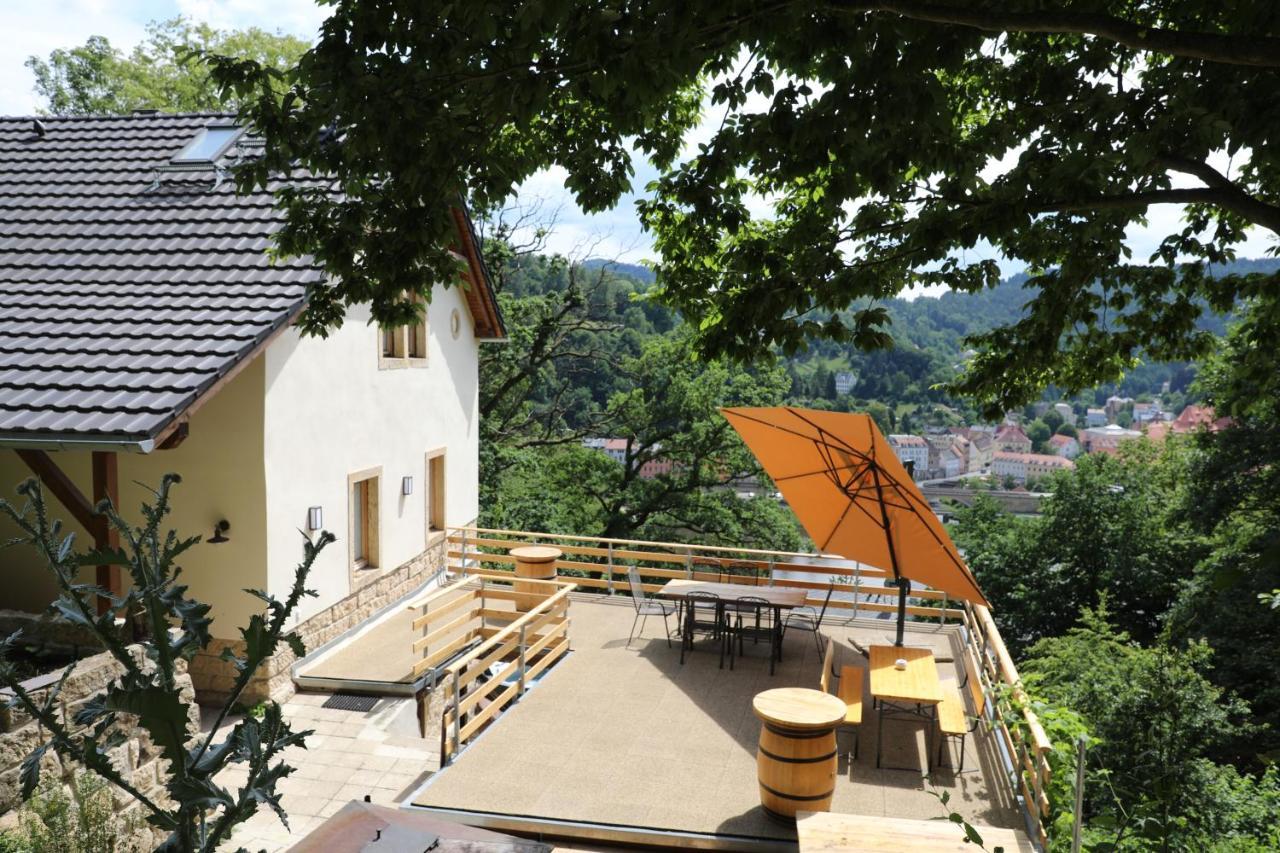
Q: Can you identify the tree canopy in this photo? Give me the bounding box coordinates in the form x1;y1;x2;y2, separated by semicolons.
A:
210;1;1280;415
26;17;307;115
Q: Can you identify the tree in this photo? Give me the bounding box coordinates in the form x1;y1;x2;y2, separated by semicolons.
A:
956;447;1187;653
27;17;306;115
1027;419;1052;453
1056;422;1079;439
1023;605;1279;852
211;2;1280;416
1042;409;1065;433
0;477;332;851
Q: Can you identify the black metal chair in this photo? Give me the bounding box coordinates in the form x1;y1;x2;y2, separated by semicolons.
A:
727;595;776;675
680;591;724;667
782;586;835;658
626;566;674;648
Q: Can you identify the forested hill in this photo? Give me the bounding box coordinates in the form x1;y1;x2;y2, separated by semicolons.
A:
501;254;1279;426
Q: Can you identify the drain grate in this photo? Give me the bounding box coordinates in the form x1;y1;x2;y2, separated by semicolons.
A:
322;693;379;712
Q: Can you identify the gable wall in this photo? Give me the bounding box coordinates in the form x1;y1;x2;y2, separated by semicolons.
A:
261;282;480;624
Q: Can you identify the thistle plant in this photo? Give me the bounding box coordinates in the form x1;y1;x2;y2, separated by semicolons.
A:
0;475;335;852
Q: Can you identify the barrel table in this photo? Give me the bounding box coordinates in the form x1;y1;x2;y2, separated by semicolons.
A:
510;545;562;611
751;687;847;822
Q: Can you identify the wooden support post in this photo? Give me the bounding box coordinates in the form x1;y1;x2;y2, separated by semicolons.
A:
91;451;121;615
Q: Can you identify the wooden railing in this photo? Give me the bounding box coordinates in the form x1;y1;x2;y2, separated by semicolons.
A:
961;600;1055;848
446;526;964;623
433;577;576;764
443;526;1056;843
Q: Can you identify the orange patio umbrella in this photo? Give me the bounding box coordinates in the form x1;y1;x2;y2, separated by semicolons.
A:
722;406;988;646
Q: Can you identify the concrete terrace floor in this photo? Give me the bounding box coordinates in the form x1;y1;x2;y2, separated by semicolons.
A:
409;596;1023;846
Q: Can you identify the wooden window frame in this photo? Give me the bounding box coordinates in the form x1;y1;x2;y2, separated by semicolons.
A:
425;448;446;540
348;466;382;583
377;294;429;369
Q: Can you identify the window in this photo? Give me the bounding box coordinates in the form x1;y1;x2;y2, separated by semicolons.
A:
377;294;428;367
348;468;381;575
380;326;402;359
426;450;446;534
408;296;428;360
172;124;242;164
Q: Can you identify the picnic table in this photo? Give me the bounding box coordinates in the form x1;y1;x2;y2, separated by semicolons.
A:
867;645;943;771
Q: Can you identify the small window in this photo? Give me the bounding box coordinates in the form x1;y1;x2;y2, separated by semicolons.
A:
408;296;428;360
426;450;446;534
172;124;242;164
380;326;402;359
349;469;380;573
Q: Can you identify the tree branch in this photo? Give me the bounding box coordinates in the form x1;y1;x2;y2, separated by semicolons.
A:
829;1;1280;68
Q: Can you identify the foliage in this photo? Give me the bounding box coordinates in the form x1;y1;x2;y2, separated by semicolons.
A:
210;2;1280;416
1022;605;1274;852
4;772;122;853
483;326;800;549
954;446;1189;652
1166;297;1280;763
26;17;306;115
0;477;335;852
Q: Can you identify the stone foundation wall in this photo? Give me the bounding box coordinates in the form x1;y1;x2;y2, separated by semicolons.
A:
189;538;447;706
0;646;201;850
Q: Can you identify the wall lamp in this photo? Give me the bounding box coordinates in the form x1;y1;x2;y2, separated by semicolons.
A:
402;476;414;496
209;519;231;544
307;506;324;531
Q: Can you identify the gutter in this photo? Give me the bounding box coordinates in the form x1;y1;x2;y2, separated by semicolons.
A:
0;434;154;453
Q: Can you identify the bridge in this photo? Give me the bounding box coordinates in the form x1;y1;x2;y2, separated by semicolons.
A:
921;483;1045;515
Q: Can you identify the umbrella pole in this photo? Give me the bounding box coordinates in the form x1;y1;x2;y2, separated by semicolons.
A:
869;462;910;647
895;578;910;647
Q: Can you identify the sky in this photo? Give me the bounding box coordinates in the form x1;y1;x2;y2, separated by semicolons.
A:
2;0;1274;277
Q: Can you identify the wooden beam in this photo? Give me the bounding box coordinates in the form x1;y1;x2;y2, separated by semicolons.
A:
91;452;121;611
14;449;97;532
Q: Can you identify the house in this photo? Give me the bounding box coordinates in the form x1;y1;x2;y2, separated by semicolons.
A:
968;432;994;473
1105;395;1133;421
993;423;1032;453
833;371;857;395
583;437;673;478
1085;407;1108;427
1081;423;1143;454
1132;400;1162;423
0;113;505;704
992;451;1075;484
1048;433;1081;459
1171;404;1231;433
887;434;928;478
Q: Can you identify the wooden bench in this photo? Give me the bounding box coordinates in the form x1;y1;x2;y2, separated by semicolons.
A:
821;638;864;758
934;648;986;772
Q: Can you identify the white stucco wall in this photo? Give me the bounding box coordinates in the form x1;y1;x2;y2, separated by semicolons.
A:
261;283;480;623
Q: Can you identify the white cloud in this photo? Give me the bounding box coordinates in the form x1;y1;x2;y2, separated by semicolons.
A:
173;0;327;37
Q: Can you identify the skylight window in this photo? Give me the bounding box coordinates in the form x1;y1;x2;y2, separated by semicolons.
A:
171;124;243;164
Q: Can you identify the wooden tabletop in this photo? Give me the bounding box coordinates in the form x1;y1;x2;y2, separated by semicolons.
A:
795;811;1035;852
659;579;809;608
509;545;562;561
752;688;847;729
868;645;944;705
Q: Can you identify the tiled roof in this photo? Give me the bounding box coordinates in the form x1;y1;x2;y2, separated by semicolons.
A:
993;450;1075;468
0;113;318;447
0;112;503;449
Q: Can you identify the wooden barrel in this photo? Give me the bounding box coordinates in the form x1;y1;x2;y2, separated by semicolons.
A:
510;545;562;611
752;688;847;821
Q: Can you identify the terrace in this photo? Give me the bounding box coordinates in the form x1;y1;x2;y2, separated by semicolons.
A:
383;528;1049;851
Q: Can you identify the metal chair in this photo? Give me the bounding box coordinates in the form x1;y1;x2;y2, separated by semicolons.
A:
727;595;775;674
626;566;674;648
782;585;835;657
680;591;724;667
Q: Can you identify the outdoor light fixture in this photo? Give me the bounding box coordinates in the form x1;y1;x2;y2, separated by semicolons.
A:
307;506;323;531
209;519;231;544
402;476;414;496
